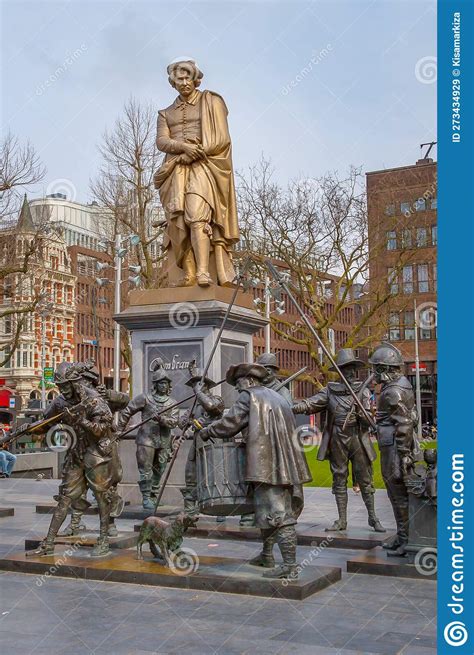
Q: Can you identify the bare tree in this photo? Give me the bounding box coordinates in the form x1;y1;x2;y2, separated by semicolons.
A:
90;97;165;289
0;132;46;223
0;135;48;367
237;157;413;387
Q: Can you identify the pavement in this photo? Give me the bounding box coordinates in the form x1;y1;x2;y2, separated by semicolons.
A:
0;478;436;655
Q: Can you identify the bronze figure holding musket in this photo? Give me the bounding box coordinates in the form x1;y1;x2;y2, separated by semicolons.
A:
294;348;385;533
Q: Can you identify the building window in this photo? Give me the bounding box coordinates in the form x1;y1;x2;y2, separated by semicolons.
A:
389;312;400;341
4;316;12;335
401;229;412;248
430;197;437;209
402;265;413;294
433;263;437;291
388;268;399;295
404;310;415;340
4;276;13;299
386;231;397;250
415;198;426;211
401;201;411;215
385;204;395;216
418;264;429;293
431;225;437;245
416;227;428;247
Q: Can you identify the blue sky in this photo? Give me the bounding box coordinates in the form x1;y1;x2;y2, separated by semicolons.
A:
1;0;437;203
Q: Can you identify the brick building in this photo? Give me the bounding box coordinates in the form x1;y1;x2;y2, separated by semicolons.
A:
0;197;76;414
366;157;437;423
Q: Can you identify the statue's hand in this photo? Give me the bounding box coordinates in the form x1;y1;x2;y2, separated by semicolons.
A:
182;142;204;160
292;402;308;415
178;153;194;165
199;428;210;442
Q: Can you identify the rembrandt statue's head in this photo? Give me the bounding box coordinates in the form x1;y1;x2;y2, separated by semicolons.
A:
167;59;203;98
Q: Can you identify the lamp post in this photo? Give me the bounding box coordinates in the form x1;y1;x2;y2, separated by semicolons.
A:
96;233;141;392
414;299;423;440
253;275;285;352
113;234;122;392
38;301;53;410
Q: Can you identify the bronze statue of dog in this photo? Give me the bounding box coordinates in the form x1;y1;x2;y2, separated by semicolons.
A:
136;512;196;566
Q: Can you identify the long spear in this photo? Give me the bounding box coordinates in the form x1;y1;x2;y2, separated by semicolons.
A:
153;259;252;511
265;259;377;431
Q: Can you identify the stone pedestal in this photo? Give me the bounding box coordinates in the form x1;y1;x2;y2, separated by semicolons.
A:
115;285;267;506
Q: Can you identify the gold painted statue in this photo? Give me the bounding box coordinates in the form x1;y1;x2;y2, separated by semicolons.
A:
154;59;240;287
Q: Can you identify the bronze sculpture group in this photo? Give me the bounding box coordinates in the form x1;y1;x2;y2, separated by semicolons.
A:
14;59;425;581
26;340;418;576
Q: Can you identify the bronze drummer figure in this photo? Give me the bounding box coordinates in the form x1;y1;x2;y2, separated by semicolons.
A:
200;362;312;579
179;363;225;518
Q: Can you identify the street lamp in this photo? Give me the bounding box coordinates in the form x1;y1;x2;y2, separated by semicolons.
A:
414;300;423;441
253;274;287;353
38;300;54;410
96;234;140;392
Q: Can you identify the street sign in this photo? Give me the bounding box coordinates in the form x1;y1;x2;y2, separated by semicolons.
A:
82;339;98;346
410;362;427;373
43;367;54;381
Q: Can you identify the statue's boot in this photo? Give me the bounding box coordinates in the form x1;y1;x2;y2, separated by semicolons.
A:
263;526;298;579
110;489;125;519
180;487;199;520
108;519;118;538
361;490;386;533
60;508;88;536
180;250;197;286
191;224;212;286
249;529;276;568
31;495;72;556
214;244;235;287
386;496;409;557
383;533;403;550
325;492;348;531
91;494;111;557
139;479;155;511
